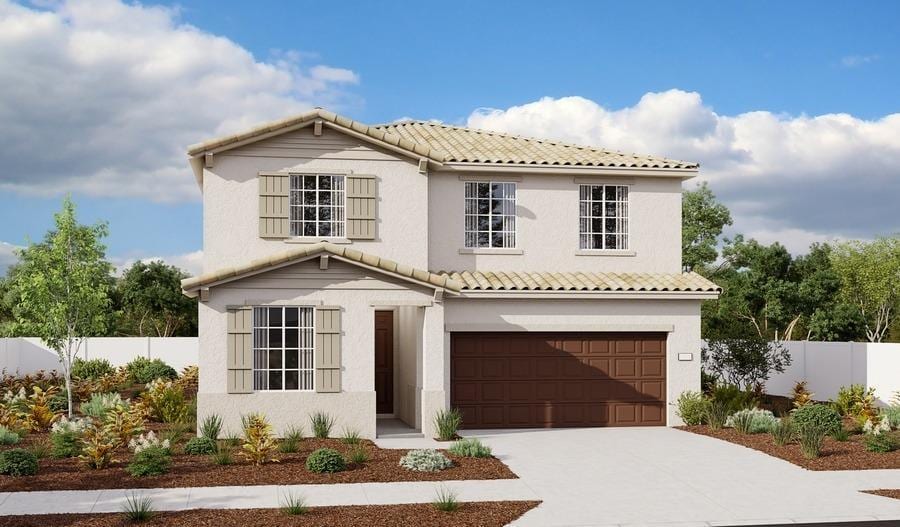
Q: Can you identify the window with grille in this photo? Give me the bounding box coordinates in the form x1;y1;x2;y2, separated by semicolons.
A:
289;174;345;237
252;306;314;391
464;181;516;248
579;185;629;250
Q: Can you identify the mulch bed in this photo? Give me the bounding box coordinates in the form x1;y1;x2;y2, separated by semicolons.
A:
0;501;541;527
681;425;900;470
864;489;900;501
0;436;516;492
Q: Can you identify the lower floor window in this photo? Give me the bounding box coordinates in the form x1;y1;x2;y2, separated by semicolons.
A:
252;306;314;391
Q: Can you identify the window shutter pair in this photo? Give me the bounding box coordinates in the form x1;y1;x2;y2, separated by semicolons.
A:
226;306;342;394
258;173;376;240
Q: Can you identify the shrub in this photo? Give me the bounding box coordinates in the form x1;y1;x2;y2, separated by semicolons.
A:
211;448;233;465
127;445;171;477
199;414;223;440
51;431;82;458
279;491;308;516
791;381;814;409
432;486;459;513
884;406;900;430
833;384;875;417
399;448;452;472
79;424;119;469
122;493;154;522
348;445;369;464
309;412;334;439
702;338;791;391
305;448;346;473
279;425;303;454
865;432;898;453
709;384;757;415
104;402;147;447
223;433;241;448
831;427;850;441
184;436;217;455
705;401;729;430
28;439;50;459
241;413;279;465
0;448;38;476
127;358;177;385
0;425;20;445
71;358;114;380
675;391;709;426
142;379;188;423
771;417;795;446
798;424;827;459
161;421;191;446
433;408;462;441
128;431;171;453
726;408;778;434
341;427;361;445
792;404;842;436
81;393;126;419
448;438;492;458
23;386;59;431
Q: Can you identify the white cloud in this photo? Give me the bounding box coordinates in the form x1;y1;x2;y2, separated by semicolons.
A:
467;92;900;253
841;54;879;67
0;242;21;274
111;249;203;277
0;0;360;203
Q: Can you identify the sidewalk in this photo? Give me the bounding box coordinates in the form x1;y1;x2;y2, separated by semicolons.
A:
0;479;539;516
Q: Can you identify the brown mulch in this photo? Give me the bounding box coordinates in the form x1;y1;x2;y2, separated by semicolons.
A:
864;489;900;501
0;436;516;492
0;501;541;527
680;425;900;470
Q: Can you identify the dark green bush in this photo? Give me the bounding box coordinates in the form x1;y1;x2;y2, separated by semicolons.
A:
127;445;172;477
127;357;177;384
709;384;757;414
183;436;217;456
0;448;38;476
71;358;114;380
792;404;842;436
305;448;346;473
865;433;898;453
50;431;82;458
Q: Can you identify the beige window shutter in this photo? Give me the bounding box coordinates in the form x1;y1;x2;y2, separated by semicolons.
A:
227;306;253;393
346;175;376;240
314;306;341;393
259;173;290;238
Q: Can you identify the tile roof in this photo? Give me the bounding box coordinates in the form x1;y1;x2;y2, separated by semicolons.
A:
375;121;698;169
186;108;698;170
181;242;462;295
439;270;720;293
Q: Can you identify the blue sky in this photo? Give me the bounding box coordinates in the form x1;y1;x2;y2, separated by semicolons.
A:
1;0;898;274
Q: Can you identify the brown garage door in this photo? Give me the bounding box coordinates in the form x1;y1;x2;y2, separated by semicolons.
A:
451;332;666;428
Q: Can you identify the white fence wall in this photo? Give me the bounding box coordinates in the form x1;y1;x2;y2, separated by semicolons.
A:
763;341;900;405
0;337;199;375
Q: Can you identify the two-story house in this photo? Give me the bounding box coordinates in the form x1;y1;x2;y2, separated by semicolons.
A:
181;109;720;439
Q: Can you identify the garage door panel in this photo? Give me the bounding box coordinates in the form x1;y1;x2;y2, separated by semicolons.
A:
452;332;666;428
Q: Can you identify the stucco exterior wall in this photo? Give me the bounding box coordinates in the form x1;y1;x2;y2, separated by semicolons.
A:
197;258;434;438
427;172;683;273
442;297;703;426
201;126;428;273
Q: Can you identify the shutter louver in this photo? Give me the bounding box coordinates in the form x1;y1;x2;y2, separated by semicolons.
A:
227;306;253;393
315;306;341;393
259;173;290;238
346;175;376;240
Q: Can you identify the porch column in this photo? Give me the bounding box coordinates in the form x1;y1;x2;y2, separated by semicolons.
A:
420;301;447;439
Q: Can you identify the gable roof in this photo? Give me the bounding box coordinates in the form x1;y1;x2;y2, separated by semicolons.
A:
181;242;462;297
375;121;697;169
187;108;698;171
441;270;719;294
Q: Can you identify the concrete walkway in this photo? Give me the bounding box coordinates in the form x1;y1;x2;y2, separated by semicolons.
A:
379;427;900;527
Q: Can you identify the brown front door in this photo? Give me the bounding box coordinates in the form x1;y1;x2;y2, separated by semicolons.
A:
374;311;394;414
451;332;667;428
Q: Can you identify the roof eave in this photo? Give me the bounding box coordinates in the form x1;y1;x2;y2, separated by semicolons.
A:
452;290;720;300
436;162;699;178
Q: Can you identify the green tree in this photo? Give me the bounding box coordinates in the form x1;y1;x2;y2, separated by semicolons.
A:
830;237;900;342
116;260;197;337
792;243;865;341
682;182;733;272
7;198;112;416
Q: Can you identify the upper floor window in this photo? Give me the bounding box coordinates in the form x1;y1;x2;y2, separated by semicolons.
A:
289;174;345;237
579;185;629;250
464;181;516;248
252;306;315;391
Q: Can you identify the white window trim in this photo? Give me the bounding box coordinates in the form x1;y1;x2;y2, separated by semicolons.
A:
252;305;315;393
288;173;348;240
578;183;630;251
463;180;518;250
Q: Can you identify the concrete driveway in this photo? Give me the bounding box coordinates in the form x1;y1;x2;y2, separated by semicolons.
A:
379;427;900;526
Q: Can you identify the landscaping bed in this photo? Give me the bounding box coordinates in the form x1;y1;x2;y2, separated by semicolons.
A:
681;425;900;470
0;501;541;526
864;489;900;501
0;435;515;491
